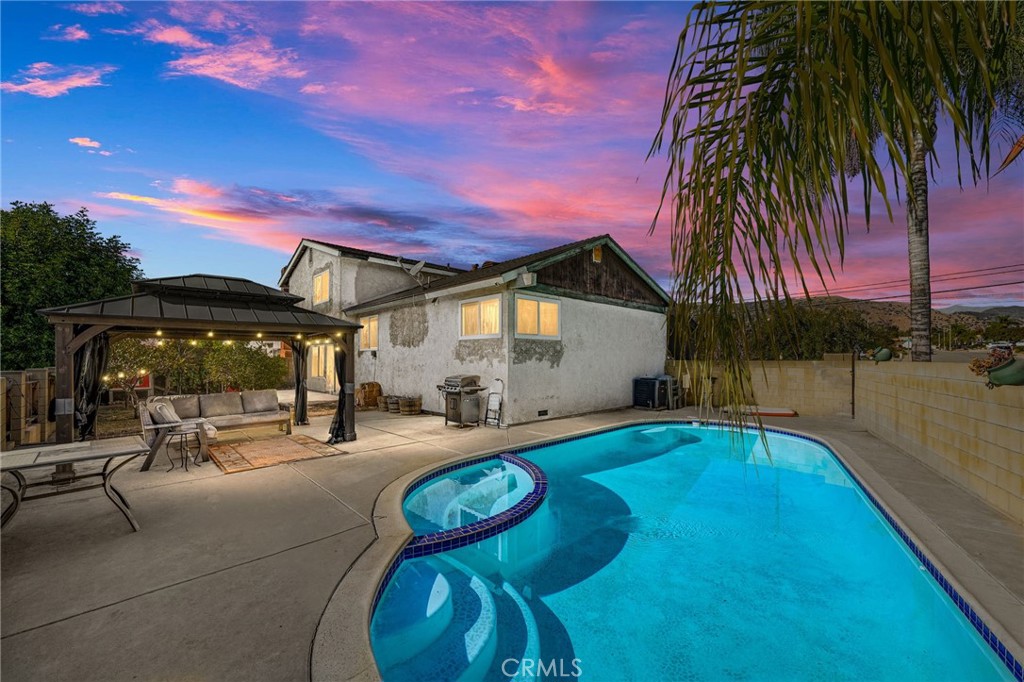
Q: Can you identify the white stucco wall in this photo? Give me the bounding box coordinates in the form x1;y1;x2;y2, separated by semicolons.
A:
505;297;667;424
356;294;511;417
285;245;420;317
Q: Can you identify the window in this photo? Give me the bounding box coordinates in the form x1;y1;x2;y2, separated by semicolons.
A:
515;295;559;338
460;296;501;338
592;245;603;263
359;315;378;351
313;271;330;304
310;344;338;391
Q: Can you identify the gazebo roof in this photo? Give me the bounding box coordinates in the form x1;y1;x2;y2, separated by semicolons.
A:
39;274;359;340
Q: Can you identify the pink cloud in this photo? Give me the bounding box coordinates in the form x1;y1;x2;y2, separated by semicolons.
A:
1;64;116;97
300;83;327;95
170;178;223;198
166;37;306;89
45;24;90;42
69;136;101;148
67;2;125;16
106;20;212;49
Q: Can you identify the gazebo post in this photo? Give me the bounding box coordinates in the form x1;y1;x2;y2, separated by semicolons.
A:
54;323;75;444
343;332;356;441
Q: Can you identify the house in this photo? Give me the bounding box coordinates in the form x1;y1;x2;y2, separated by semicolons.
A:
278;239;462;392
279;235;670;425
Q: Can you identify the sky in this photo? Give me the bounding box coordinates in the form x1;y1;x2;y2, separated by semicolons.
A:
2;1;1022;307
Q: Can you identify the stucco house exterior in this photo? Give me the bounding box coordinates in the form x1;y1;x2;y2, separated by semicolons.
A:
279;235;670;425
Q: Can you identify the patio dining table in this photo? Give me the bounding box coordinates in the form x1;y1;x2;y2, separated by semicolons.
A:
1;436;150;532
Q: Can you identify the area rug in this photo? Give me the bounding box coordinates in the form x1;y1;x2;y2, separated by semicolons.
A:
207;435;343;474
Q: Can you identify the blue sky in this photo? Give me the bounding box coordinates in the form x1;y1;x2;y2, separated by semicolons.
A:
2;1;1022;306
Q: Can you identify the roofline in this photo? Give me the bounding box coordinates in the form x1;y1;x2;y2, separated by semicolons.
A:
344;234;671;313
278;238;462;287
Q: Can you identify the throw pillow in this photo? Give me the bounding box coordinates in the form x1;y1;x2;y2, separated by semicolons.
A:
149;401;182;424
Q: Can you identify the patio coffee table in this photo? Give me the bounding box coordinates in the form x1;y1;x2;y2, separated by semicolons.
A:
1;436;150;532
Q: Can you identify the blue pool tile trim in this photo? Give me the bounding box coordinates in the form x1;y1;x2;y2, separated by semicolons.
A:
371;453;547;616
372;420;1022;680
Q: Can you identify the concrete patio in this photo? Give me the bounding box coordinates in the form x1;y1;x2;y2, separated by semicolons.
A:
2;408;1021;681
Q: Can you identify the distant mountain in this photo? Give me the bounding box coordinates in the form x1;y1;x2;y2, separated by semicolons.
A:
940;305;1024;321
809;298;1024;333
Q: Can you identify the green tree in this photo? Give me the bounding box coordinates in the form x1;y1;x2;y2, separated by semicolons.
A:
105;338;160;408
983;315;1024;343
1;202;142;370
203;341;288;392
652;2;1022;410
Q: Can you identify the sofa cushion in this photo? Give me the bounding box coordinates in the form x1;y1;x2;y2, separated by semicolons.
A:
199;393;244;418
149;401;182;424
241;390;279;414
206;411;288;429
167;395;201;419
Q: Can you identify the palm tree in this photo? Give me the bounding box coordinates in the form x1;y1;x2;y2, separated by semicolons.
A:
652;1;1022;408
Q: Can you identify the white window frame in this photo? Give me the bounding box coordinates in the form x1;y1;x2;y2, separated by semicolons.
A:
514;294;560;340
312;270;330;305
459;295;502;340
359;315;378;351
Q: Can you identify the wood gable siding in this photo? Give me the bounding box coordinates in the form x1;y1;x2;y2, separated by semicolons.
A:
534;247;665;307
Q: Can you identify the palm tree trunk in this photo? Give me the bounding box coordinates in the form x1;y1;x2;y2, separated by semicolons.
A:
907;129;932;362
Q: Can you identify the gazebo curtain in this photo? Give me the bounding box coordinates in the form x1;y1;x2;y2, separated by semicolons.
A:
326;347;346;445
291;339;309;425
74;329;109;440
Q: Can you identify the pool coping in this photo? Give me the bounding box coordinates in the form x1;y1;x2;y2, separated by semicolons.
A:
309;418;1024;682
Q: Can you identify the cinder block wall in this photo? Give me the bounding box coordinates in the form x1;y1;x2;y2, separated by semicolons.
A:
748;355;853;416
666;356;853;416
855;362;1024;525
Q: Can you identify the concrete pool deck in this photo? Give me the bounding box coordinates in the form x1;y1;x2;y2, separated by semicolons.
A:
2;408;1021;680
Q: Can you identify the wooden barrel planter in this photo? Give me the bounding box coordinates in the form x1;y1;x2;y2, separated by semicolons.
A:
376;396;389;412
387;396;401;413
399;396;422;415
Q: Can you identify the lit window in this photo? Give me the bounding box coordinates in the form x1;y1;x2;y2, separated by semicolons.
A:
592;245;603;263
359;315;378;351
313;271;330;304
460;297;501;338
515;295;559;338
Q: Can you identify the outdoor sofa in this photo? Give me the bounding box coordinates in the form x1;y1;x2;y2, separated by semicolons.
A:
145;390;292;436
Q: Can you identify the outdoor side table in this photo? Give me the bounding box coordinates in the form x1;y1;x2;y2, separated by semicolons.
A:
141;418;210;472
165;426;202;471
0;436;150;532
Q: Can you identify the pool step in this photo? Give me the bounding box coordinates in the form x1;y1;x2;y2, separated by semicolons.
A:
372;557;454;669
383;559;498;682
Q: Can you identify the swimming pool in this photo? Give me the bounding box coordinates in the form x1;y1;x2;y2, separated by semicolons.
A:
371;423;1018;681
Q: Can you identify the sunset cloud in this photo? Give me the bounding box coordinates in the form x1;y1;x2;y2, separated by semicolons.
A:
44;24;90;42
1;64;116;97
67;2;125;16
166;37;306;89
69;136;101;148
107;20;212;49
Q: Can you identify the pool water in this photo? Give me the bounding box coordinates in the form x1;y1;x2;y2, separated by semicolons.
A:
371;424;1013;681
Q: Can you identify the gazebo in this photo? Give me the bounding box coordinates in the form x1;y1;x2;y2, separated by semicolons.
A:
39;274;360;446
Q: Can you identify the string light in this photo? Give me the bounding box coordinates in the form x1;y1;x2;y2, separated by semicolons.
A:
157;340;165;346
256;332;263;339
190;340;198;346
102;375;111;382
117;372;125;379
138;368;147;375
155;330;163;337
295;334;303;340
207;331;214;338
224;340;233;345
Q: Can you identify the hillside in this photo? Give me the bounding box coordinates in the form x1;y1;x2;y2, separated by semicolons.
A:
808;298;1024;333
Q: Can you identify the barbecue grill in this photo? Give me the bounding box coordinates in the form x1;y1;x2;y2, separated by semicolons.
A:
437;374;487;427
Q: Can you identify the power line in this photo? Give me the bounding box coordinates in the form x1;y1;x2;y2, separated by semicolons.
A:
802;263;1024;298
813;280;1024;305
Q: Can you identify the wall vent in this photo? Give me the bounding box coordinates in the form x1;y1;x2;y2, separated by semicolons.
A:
538;409;548;417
